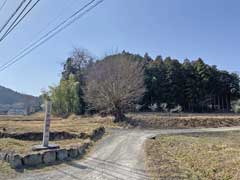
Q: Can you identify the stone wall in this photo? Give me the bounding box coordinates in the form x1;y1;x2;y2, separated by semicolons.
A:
1;140;92;169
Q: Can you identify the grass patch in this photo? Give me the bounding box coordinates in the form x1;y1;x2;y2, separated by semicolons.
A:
145;131;240;180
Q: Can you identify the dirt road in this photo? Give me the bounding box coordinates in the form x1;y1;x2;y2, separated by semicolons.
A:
14;126;240;180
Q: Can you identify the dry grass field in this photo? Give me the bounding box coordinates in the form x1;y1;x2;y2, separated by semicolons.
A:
1;112;238;134
0;113;120;154
0;113;118;134
145;131;240;180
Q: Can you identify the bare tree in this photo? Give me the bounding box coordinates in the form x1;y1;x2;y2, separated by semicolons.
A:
62;48;94;81
71;48;94;69
84;55;145;122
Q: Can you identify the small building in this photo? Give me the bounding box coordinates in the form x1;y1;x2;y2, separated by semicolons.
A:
7;108;28;115
7;103;28;115
0;102;41;116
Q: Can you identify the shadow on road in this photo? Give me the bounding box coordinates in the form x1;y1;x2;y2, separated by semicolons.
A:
57;157;152;180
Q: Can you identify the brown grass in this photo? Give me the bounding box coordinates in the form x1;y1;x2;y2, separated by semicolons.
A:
145;131;240;180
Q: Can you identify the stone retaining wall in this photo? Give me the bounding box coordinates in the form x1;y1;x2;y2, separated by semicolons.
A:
0;127;105;169
0;127;105;141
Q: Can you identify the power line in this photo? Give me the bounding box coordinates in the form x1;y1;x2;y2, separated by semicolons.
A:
0;0;95;69
0;0;33;41
0;0;7;12
0;0;104;72
0;0;27;34
0;0;41;42
31;0;80;43
3;0;82;55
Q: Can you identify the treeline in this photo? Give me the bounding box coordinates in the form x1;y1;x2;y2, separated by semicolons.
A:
142;53;239;112
46;49;240;116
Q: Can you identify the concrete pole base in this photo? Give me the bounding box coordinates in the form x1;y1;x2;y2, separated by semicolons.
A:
32;144;60;151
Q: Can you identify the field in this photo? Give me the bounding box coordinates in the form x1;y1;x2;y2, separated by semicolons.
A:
127;112;240;129
0;113;120;153
0;113;117;134
145;131;240;180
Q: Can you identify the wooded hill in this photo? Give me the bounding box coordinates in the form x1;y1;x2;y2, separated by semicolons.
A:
0;85;39;105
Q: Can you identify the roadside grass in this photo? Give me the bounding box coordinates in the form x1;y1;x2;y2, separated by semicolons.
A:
145;131;240;180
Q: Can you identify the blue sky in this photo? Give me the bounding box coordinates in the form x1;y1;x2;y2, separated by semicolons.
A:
0;0;239;96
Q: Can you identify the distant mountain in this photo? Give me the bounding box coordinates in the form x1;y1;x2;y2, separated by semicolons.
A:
0;85;39;105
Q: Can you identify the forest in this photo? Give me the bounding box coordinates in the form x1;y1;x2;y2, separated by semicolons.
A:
46;49;240;116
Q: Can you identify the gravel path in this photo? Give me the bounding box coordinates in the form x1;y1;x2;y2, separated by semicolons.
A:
13;126;240;180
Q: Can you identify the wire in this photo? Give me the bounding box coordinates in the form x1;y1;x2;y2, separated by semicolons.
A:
0;0;27;34
32;0;79;43
0;0;33;41
0;0;33;40
0;0;95;69
0;0;41;42
0;0;7;12
0;0;104;72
